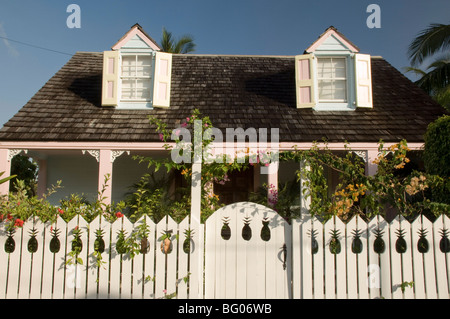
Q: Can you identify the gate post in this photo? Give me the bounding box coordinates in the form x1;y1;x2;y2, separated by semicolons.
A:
299;160;311;217
189;162;203;298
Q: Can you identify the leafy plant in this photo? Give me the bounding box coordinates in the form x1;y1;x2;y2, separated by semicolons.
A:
0;171;16;186
67;226;83;265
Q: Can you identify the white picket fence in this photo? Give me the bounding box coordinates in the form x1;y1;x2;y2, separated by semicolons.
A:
293;213;450;299
0;202;449;299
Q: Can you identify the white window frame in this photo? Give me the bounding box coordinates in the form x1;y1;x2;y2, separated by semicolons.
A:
312;53;356;111
317;56;348;103
117;52;155;109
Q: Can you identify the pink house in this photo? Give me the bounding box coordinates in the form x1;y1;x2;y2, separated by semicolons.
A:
0;24;445;208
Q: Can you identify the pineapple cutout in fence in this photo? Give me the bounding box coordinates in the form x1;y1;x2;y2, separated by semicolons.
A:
242;216;252;241
260;218;271;242
329;229;341;254
116;229;127;255
183;229;194;254
50;227;61;253
351;228;363;254
28;227;39;253
221;217;231;240
94;229;105;254
373;227;386;254
160;230;173;254
308;229;319;254
5;229;15;253
71;227;83;255
417;227;429;253
439;228;450;253
395;228;407;254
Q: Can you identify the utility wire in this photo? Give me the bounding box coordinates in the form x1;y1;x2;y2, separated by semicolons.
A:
0;36;73;56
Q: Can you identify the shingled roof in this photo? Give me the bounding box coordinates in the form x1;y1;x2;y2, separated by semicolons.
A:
0;51;445;143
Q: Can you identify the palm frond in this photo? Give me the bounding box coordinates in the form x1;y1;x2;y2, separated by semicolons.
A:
159;27;195;54
0;171;16;185
415;57;450;94
408;23;450;66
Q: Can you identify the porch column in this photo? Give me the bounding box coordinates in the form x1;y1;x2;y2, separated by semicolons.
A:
98;150;113;205
299;160;311;216
265;162;278;207
0;149;11;197
190;162;202;298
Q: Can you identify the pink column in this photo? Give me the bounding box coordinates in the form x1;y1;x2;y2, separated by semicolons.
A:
266;163;278;208
98;150;113;205
0;149;11;197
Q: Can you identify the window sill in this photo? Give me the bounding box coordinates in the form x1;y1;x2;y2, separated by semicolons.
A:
117;101;153;110
313;102;356;111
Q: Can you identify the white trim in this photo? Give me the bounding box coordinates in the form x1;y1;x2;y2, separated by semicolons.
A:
0;141;425;152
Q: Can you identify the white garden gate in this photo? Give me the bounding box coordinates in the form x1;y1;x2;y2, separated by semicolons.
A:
204;202;292;298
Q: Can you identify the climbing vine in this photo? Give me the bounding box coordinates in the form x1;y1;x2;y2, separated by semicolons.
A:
287;140;449;222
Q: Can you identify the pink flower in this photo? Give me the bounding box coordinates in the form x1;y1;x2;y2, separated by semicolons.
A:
204;123;208;127
181;122;187;128
186;117;190;122
159;133;164;141
163;289;167;294
174;129;181;136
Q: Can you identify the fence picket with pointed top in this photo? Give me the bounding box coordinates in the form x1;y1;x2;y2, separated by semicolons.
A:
434;214;450;299
29;218;45;299
177;216;190;299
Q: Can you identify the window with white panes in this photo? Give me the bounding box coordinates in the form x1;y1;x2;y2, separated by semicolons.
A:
317;57;347;102
121;55;153;101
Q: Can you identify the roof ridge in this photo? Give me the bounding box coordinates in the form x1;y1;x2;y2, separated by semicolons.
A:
173;53;295;58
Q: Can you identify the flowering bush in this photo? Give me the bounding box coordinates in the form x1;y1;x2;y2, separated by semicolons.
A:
0;176;126;231
290;140;449;222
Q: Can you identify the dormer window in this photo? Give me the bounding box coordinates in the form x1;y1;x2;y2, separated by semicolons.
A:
121;54;153;102
317;57;347;102
295;26;373;110
101;24;172;109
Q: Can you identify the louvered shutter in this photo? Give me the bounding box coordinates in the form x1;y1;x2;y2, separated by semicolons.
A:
355;54;373;108
295;54;316;108
153;52;172;108
101;51;120;106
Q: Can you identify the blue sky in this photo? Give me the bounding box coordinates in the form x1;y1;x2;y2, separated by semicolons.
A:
0;0;449;126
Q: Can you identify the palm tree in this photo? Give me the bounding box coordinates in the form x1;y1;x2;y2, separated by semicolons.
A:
159;27;196;54
408;23;450;66
406;23;450;110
